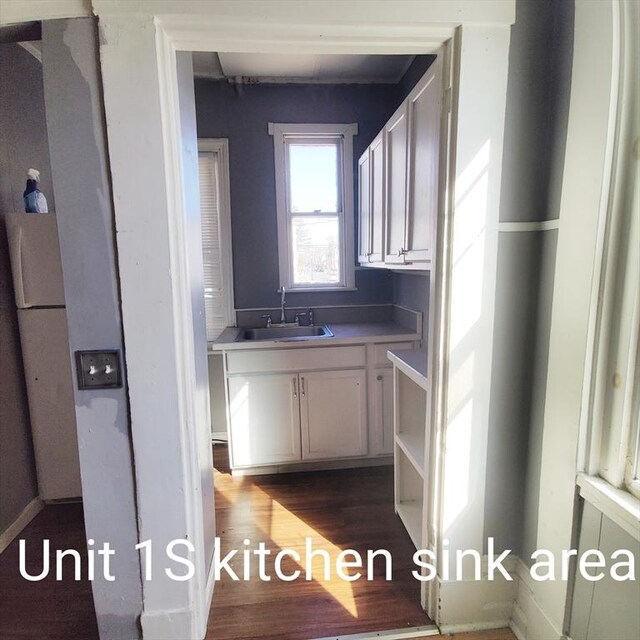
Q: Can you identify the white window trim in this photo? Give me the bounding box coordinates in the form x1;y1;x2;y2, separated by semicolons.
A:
578;0;640;509
269;122;357;292
198;138;235;335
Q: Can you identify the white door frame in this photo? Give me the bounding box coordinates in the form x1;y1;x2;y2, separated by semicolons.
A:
94;2;514;636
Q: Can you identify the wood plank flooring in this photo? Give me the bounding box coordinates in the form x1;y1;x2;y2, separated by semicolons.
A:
207;445;432;639
0;449;515;640
0;503;99;640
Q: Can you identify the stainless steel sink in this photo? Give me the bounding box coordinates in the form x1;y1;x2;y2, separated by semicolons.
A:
236;324;334;342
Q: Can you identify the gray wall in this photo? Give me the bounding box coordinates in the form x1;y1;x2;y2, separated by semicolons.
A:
0;43;43;535
42;18;142;639
0;44;55;214
483;0;573;554
194;79;402;310
393;271;429;344
499;0;573;223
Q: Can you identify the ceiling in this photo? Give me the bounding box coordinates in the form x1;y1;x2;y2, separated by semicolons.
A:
192;52;415;84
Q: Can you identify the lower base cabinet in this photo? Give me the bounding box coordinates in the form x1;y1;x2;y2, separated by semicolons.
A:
373;368;394;455
224;342;417;471
227;373;301;467
228;369;367;467
301;369;367;460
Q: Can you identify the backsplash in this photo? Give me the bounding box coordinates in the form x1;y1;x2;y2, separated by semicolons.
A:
236;303;422;337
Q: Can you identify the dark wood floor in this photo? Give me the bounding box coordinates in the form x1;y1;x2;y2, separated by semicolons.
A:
0;503;99;640
0;450;515;640
206;444;432;640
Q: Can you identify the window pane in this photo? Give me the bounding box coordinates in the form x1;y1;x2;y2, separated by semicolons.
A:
291;216;340;285
288;142;339;213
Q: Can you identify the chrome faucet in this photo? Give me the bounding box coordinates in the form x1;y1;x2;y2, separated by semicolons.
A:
279;286;286;324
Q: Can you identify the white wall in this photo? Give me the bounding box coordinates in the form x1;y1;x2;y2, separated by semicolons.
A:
175;48;216;601
435;23;514;630
41;18;143;640
95;11;215;639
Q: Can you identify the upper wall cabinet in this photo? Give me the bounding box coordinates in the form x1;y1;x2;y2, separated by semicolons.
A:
384;102;409;265
357;147;371;263
358;132;386;265
404;55;443;265
358;56;444;271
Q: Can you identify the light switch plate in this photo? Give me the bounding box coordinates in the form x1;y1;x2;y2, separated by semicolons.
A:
75;350;122;389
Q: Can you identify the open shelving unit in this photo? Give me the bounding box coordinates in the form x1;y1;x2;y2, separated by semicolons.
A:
388;348;429;551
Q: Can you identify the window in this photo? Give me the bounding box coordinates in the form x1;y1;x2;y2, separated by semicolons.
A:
198;139;234;341
582;6;640;500
269;122;357;291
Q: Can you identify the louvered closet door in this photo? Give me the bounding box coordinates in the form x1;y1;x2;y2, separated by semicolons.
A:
199;150;228;341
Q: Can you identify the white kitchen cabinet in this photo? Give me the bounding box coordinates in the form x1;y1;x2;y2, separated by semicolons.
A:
384;101;409;264
223;341;418;472
357;148;371;263
369;132;386;263
227;373;301;467
358;132;385;266
372;368;394;455
356;57;443;270
300;369;367;460
404;56;442;265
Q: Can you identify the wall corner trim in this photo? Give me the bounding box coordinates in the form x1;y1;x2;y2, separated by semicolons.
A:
498;220;560;233
0;497;44;555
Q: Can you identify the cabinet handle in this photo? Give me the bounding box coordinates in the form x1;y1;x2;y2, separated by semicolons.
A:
301;376;306;396
376;375;383;381
293;377;298;398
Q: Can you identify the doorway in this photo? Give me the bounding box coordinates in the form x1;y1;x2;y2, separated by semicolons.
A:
187;50;445;639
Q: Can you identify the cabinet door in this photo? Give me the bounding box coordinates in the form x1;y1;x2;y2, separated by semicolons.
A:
300;369;367;460
405;56;442;264
384;102;409;264
357;148;372;264
372;368;394;455
228;374;301;467
369;132;386;263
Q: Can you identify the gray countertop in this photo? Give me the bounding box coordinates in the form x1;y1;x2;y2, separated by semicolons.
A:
209;321;420;352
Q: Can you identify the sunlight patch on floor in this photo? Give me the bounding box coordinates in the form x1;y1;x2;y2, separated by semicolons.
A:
217;478;359;618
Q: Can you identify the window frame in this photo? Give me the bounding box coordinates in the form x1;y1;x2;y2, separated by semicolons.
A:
579;0;640;502
269;122;358;292
197;138;235;341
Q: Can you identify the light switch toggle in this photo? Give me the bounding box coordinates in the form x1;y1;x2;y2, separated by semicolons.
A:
75;350;123;389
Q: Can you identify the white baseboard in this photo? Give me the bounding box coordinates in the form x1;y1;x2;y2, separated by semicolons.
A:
436;555;518;632
513;559;564;640
440;620;512;634
232;455;393;476
0;497;43;554
211;432;228;442
141;606;196;639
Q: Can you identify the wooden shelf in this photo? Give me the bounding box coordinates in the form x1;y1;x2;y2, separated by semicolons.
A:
387;348;428;390
396;501;423;549
391;348;428;553
395;431;425;477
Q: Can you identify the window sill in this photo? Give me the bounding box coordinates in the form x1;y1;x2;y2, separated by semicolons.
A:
576;473;640;542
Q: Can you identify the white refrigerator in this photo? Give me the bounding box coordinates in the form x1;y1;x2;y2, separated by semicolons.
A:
5;213;82;501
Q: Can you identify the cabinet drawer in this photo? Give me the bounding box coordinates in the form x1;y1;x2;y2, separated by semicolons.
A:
227;346;366;375
373;342;415;367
